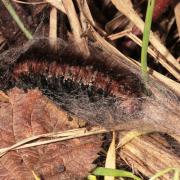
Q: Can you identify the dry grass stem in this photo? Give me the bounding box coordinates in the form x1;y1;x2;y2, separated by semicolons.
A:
62;0;90;57
1;0;33;39
49;7;57;50
0;127;108;158
130;59;180;96
105;131;116;180
78;0;96;26
0;32;6;51
12;0;46;5
105;14;128;33
119;133;180;180
174;2;180;37
76;0;89;35
46;0;66;14
117;130;153;148
78;0;107;36
91;27;133;64
108;29;132;40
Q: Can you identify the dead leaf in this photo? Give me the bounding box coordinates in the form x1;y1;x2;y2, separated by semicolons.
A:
0;88;102;179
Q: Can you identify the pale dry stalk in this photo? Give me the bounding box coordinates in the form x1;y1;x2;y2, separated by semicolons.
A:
49;7;57;50
62;0;90;57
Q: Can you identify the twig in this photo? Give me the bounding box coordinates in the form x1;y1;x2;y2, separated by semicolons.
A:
1;0;33;40
77;1;130;63
108;29;132;40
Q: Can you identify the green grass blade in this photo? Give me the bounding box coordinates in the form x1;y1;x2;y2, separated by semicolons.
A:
141;0;156;82
1;0;33;40
92;167;142;180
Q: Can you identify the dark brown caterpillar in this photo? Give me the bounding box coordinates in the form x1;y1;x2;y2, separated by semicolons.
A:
12;59;142;113
10;58;144;127
0;38;145;127
0;38;179;134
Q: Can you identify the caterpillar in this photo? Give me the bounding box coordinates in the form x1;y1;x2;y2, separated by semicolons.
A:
0;38;145;127
11;58;143;125
1;39;179;133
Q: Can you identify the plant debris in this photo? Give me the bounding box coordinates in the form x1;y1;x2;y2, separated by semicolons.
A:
0;88;102;179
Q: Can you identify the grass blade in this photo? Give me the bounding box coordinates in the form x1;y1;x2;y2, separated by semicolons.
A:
1;0;33;40
141;0;156;81
92;167;142;180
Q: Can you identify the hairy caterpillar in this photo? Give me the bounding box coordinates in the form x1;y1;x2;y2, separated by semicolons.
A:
13;59;142;109
0;38;179;133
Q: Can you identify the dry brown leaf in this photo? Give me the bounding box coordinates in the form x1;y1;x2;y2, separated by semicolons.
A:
0;88;102;180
